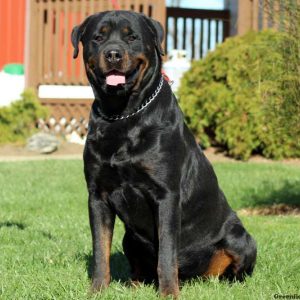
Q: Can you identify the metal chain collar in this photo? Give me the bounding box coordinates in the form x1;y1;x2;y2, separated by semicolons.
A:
96;76;164;122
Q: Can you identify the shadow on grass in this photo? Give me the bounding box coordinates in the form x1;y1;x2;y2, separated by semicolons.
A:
40;231;55;240
76;251;130;283
0;221;55;240
244;180;300;208
0;221;26;230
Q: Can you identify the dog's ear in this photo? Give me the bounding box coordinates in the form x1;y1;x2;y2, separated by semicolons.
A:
71;15;93;59
71;25;81;59
143;17;165;56
151;20;164;56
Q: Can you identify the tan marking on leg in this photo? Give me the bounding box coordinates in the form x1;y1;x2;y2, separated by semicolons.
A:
99;225;113;285
158;261;180;299
204;249;232;277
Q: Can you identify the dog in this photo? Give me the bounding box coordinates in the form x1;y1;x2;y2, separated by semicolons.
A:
71;10;257;298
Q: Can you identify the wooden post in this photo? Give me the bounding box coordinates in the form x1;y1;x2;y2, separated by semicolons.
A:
223;12;230;41
25;0;36;88
262;0;269;29
237;0;253;35
252;0;259;31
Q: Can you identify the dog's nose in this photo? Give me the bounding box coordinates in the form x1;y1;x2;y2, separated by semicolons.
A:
105;49;123;63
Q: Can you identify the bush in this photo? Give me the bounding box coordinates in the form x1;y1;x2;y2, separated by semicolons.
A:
263;0;300;143
179;30;300;160
0;89;48;144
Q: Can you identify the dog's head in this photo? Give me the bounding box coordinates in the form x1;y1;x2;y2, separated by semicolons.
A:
71;11;164;96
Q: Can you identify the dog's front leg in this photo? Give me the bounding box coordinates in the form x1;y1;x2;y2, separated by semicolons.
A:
157;198;180;298
88;191;115;292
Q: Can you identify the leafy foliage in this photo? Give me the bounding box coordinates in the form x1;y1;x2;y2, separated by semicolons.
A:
179;30;300;160
0;89;48;144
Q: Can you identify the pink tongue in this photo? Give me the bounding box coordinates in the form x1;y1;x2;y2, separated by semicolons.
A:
106;74;126;86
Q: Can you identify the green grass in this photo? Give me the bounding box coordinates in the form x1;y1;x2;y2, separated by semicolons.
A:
214;162;300;209
0;160;299;299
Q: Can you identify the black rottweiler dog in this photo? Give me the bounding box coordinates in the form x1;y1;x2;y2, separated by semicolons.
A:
71;11;257;298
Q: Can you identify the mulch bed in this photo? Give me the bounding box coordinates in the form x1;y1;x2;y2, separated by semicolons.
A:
239;204;300;216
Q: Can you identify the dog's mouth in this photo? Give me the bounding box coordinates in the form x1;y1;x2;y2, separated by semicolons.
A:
105;65;140;87
106;70;126;86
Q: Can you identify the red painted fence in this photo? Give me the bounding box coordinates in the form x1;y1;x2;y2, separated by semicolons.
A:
0;0;26;69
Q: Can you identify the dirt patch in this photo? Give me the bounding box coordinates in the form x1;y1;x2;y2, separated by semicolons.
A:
238;204;300;216
0;143;299;165
204;147;300;165
204;147;235;162
0;140;84;161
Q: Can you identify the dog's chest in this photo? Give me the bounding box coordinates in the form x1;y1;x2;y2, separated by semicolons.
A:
88;125;162;187
86;126;165;232
108;183;157;237
97;147;160;237
93;123;158;157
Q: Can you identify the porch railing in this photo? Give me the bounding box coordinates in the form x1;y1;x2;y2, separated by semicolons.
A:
25;0;166;137
26;0;166;88
166;7;230;60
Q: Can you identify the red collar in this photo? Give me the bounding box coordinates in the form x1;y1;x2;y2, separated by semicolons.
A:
161;70;171;83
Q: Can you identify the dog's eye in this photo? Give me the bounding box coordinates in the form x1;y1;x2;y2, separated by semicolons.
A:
94;35;104;42
128;35;137;42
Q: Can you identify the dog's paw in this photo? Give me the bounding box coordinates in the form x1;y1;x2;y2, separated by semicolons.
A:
129;280;144;289
90;278;109;293
159;286;180;299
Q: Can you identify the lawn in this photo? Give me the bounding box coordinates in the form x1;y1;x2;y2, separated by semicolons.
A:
0;160;299;299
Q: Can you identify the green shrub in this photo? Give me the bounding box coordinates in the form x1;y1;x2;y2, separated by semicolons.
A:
263;0;300;143
179;30;300;160
0;89;48;144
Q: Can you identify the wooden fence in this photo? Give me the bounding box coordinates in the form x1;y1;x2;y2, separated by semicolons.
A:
26;0;165;88
26;0;166;137
230;0;300;35
166;7;230;60
26;1;232;137
39;99;92;136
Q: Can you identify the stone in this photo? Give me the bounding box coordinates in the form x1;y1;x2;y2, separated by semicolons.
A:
65;131;86;145
26;132;60;154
